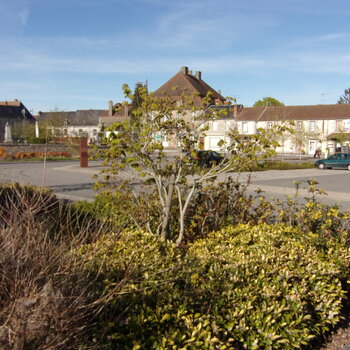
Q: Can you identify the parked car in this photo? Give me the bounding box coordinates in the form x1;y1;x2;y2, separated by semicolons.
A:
186;150;224;167
315;153;350;170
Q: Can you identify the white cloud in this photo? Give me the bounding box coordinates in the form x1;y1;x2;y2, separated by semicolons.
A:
0;0;31;35
19;7;30;26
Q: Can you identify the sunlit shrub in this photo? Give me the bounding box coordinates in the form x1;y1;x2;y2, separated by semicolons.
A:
79;224;350;349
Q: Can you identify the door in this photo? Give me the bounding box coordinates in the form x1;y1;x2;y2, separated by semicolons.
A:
309;140;316;155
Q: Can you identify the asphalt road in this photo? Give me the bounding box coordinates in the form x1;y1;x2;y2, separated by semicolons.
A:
0;160;100;201
226;168;350;209
1;160;350;209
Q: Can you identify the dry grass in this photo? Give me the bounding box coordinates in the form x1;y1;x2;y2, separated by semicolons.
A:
0;185;111;350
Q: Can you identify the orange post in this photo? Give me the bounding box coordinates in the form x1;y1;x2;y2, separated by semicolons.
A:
80;137;88;168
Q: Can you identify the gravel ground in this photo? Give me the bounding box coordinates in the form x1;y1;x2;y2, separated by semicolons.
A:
314;314;350;350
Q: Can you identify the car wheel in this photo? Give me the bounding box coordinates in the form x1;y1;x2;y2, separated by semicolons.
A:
347;164;350;171
318;163;325;170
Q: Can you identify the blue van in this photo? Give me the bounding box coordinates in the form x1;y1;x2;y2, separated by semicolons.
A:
315;153;350;170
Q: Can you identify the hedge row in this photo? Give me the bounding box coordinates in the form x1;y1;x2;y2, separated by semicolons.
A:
78;225;350;349
0;146;71;159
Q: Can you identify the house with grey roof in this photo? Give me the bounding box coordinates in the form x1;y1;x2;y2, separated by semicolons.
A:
37;109;104;142
0;100;35;142
98;101;130;128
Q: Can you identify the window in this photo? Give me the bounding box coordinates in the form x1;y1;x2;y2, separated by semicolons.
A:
336;120;343;131
242;122;248;133
309;121;316;132
267;122;273;129
212;121;218;131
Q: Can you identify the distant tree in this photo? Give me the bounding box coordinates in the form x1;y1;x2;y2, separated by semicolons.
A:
122;82;148;136
11;121;36;141
291;122;310;159
254;97;284;107
131;82;147;111
337;88;350;104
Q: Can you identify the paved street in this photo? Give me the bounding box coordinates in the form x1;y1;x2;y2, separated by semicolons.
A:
1;160;350;209
0;160;100;202
225;168;350;209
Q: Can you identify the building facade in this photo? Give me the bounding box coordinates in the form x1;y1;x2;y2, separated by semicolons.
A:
0;100;35;142
204;104;350;155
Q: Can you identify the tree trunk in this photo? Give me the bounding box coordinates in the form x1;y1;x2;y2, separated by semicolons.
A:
160;172;175;240
175;184;196;246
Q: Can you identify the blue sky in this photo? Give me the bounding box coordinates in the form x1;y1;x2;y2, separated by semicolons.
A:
1;0;350;114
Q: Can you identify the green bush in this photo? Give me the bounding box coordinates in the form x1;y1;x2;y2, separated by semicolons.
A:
78;224;350;349
26;136;50;144
75;183;163;234
255;160;314;171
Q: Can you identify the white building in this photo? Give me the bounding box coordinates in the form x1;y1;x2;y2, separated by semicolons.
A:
204;104;350;155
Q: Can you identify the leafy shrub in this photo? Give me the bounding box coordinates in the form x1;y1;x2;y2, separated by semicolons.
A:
26;136;49;144
75;182;163;234
256;160;314;171
79;225;350;349
77;229;182;349
185;224;350;349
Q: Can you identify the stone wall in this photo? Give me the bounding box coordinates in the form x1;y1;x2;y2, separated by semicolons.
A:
0;143;79;155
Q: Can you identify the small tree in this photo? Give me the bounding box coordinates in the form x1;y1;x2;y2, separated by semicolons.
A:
126;82;148;134
98;86;284;245
291;122;309;159
11;120;36;141
337;88;350;104
253;97;284;107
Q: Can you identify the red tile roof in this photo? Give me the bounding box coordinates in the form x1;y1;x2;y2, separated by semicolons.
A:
153;67;225;106
0;100;21;107
237;104;350;121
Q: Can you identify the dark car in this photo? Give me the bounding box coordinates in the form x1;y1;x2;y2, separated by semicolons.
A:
315;153;350;170
186;150;224;167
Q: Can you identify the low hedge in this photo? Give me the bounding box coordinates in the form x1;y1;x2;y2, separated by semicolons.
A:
78;224;350;349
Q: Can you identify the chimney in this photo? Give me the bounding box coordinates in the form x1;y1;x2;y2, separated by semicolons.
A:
195;71;202;80
188;70;193;75
181;66;189;75
233;104;238;118
108;100;113;117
